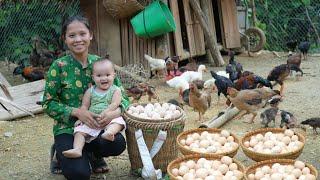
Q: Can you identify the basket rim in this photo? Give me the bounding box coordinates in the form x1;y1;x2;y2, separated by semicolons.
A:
240;128;305;158
176;128;240;156
244;159;318;179
167;154;246;180
124;102;185;123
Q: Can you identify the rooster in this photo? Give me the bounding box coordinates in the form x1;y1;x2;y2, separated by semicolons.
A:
189;82;213;122
298;40;311;60
287;53;302;68
225;50;243;82
267;64;303;95
144;54;166;79
13;63;45;82
210;70;234;102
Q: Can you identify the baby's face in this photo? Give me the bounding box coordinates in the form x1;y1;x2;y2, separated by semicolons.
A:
92;61;115;90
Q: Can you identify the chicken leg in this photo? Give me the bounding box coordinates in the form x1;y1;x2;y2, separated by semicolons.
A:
243;112;257;124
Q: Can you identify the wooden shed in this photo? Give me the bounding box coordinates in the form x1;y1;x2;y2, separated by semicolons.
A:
80;0;240;67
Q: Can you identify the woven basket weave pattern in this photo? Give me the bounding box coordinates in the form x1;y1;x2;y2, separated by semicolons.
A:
103;0;144;19
124;103;186;172
240;128;306;162
177;128;240;157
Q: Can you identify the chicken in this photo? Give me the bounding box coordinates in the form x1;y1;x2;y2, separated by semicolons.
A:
125;84;147;103
210;70;234;102
178;57;198;73
235;74;272;90
267;64;303;95
287;52;302;68
225;50;243;82
286;40;298;53
188;82;213;121
13;63;45;82
144;54;166;79
301;118;320;134
298;40;310;60
227;87;278;123
179;65;207;83
143;84;160;102
260;107;279;127
165;56;180;76
30;36;56;69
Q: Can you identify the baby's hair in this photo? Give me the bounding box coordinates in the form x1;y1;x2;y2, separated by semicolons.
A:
61;15;91;39
93;58;115;72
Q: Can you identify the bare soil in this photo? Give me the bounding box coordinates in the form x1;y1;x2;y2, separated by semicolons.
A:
0;52;319;179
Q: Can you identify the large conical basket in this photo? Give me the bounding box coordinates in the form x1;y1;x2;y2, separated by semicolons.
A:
123;103;186;173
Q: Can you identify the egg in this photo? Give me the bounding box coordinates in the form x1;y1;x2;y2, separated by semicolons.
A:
180;139;186;145
195;168;209;178
185;160;196;169
292;168;302;178
244;141;250;147
211;160;221;170
185;137;194;145
233;170;243;179
192;133;201;140
261;165;271;174
220;130;230;137
207;146;217;153
171;168;179;176
286;174;296;180
227;136;234;142
301;167;310;174
271;173;282;180
249;138;258;147
176;176;183;180
172;110;181;118
221;156;233;165
254;170;264;179
178;165;189;176
284;129;294;137
161;103;169;110
229;163;238;171
248;173;255;180
294;160;305;169
204;175;216;180
305;174;316;180
218;164;229;174
218;137;227;145
282;136;291;145
183;172;195;179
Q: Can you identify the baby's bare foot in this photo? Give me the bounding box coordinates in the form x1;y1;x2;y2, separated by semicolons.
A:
62;149;82;158
102;132;115;141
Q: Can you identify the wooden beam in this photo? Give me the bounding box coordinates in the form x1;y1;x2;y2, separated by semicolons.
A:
200;107;240;128
170;0;184;57
189;0;225;66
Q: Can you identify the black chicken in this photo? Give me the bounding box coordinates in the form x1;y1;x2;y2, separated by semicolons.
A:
286;40;298;53
225;50;243;82
210;70;234;101
267;64;303;95
298;41;311;60
301;118;320;134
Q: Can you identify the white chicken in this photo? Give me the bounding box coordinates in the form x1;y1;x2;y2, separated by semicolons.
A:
144;54;166;78
179;64;207;83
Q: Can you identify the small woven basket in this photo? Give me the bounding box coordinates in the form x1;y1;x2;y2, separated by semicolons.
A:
123;103;186;173
240;128;305;162
102;0;145;19
177;128;240;157
244;159;318;180
167;154;246;180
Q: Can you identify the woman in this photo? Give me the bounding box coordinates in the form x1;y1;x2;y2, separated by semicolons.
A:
42;15;130;179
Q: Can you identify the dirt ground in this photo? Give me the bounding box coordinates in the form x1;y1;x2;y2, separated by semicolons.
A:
0;52;319;180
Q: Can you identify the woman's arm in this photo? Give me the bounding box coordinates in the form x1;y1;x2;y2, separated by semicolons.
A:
98;107;121;128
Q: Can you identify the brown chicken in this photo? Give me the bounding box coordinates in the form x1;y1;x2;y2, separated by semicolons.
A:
287;53;302;68
267;64;303;95
227;87;278;123
235;74;272;90
189;82;213;122
125;84;147;103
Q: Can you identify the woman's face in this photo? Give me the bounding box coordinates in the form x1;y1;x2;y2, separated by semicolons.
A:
64;20;92;56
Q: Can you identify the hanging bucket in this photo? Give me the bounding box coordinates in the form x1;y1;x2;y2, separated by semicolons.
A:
130;0;176;38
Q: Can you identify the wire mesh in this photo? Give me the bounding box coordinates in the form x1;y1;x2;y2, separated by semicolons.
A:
253;0;320;53
0;0;81;63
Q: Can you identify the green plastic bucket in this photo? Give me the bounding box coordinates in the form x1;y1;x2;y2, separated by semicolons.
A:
130;1;176;38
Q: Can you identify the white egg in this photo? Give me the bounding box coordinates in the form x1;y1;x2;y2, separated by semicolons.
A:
284;129;294;137
183;172;195;179
261;165;271;174
161;103;169;110
244;141;250;147
265;131;273;138
190;143;200;149
185;137;194;146
168;104;176;111
207;146;217;153
176;176;183;180
221;156;233;165
218;137;227;145
233;170;243;179
282;136;291;145
192;133;201;140
204;175;216;180
185;160;196;169
178;165;189;176
291;135;299;141
171;168;179;176
294;160;305;169
249;138;258;147
136;105;144;113
172;110;181;118
195;168;209;178
220;130;230;137
248;173;255;180
229;163;238;171
256;133;264;141
271;173;282;180
218;164;229;174
298;175;307;180
301;167;310;175
211;160;221;170
254;170;264;179
200;131;209;138
199;139;210;148
305;174;316;180
276;133;285;141
285;174;296;180
227;136;234;142
292;168;302;178
264;140;275;148
164;113;172;119
197;158;207;166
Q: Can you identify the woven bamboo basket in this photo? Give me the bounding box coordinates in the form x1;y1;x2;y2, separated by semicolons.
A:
177;128;240;157
244;159;318;180
167;154;246;180
123;103;186;173
102;0;146;19
240;128;305;162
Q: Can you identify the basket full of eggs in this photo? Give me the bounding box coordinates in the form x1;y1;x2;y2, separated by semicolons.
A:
177;128;240;157
124;102;186;172
244;159;318;180
240;128;305;162
167;154;246;180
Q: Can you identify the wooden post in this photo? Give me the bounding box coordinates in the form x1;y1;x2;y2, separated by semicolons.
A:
250;0;257;27
156;0;170;58
199;107;240;128
189;0;225;66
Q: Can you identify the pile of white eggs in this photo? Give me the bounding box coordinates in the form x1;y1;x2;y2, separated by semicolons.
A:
179;130;238;154
243;129;303;154
127;103;181;119
171;156;243;180
247;160;316;180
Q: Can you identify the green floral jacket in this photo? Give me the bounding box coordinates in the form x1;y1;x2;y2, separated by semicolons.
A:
42;54;130;136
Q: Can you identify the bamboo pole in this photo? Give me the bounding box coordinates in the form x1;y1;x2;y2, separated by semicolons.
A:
199;107;240;128
189;0;225;66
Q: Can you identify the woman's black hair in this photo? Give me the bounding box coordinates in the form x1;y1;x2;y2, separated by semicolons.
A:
61;15;91;39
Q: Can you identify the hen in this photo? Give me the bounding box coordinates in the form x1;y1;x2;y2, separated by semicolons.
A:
210;70;234;102
235;74;272;90
189;82;213;122
287;53;302;68
225;50;243;82
267;64;303;95
144;54;166;79
286;40;298;53
164;55;180;77
301;118;320;134
298;40;311;60
227;87;278;123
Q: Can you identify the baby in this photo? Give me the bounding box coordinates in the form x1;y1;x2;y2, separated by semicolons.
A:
63;59;126;158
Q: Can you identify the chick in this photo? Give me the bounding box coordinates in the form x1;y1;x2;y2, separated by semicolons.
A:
260;107;279;128
301;118;320;134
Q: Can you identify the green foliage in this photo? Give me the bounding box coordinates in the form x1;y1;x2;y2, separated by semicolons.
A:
0;0;80;62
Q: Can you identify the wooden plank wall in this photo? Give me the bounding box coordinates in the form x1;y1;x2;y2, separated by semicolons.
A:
120;19;157;68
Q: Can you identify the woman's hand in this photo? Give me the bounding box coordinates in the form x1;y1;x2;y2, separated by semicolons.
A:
72;108;100;129
97;108;121;128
